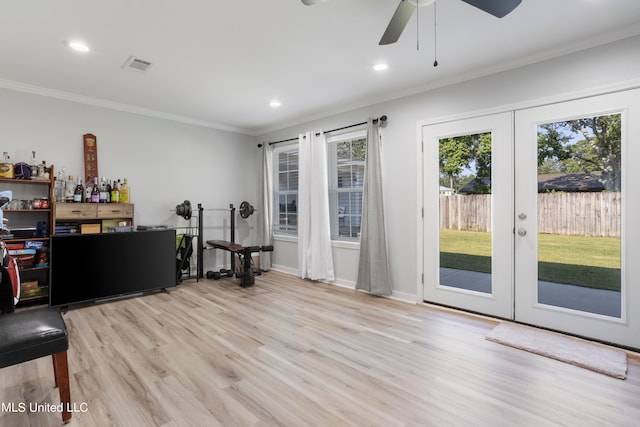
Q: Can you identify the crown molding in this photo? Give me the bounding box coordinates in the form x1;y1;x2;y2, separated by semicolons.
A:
0;78;251;136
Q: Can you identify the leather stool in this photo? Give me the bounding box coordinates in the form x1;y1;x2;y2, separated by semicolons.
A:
0;308;71;423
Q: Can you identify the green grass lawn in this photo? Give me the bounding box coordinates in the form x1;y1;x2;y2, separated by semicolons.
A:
439;229;621;291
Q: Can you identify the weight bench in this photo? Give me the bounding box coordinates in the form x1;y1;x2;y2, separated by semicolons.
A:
0;308;71;423
207;240;273;287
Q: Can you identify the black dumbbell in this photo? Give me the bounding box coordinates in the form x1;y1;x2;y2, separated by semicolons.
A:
206;269;234;280
219;268;234;278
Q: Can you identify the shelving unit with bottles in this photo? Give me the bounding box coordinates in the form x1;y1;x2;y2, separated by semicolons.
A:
0;165;54;304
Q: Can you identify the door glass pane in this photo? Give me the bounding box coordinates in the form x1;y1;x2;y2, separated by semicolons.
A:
536;114;621;317
439;132;492;294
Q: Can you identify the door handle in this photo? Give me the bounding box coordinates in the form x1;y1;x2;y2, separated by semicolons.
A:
517;228;527;236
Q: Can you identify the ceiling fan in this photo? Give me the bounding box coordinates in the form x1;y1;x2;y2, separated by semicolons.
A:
301;0;522;45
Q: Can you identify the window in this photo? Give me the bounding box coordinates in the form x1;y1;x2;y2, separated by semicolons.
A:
328;130;366;240
274;146;298;235
271;130;366;241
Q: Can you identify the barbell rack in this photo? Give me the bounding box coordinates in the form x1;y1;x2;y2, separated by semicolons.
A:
173;202;256;279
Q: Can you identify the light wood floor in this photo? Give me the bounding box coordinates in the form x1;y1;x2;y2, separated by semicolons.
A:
2;271;640;426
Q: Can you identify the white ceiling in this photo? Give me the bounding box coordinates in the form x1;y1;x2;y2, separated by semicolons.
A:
1;0;640;135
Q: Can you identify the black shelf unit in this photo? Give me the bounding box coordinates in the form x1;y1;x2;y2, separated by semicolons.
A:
0;166;55;305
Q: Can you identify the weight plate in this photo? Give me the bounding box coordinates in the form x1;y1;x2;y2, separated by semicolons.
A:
239;201;254;219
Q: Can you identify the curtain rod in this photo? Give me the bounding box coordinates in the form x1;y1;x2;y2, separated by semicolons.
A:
258;115;387;147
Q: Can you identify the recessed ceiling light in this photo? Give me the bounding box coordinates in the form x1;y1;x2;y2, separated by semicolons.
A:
372;63;388;72
68;41;90;52
269;100;282;108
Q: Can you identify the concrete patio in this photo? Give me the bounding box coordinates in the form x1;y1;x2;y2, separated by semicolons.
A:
439;268;621;318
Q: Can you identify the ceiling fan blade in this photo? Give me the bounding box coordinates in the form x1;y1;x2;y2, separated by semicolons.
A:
379;0;417;45
460;0;522;18
301;0;328;5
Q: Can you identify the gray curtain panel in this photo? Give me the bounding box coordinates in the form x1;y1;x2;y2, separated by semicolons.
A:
356;119;392;295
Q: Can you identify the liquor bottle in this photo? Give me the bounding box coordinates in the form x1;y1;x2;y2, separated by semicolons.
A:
39;160;48;179
84;176;92;202
119;178;130;203
65;175;75;203
30;151;39;179
54;171;66;203
91;177;100;203
99;177;108;203
106;179;112;203
73;178;84;203
110;179;120;203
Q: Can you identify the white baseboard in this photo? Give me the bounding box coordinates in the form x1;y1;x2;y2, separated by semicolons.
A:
388;291;419;304
271;264;298;276
269;265;418;304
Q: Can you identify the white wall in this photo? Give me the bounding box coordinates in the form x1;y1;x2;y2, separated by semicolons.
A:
3;35;640;295
0;88;259;273
258;35;640;301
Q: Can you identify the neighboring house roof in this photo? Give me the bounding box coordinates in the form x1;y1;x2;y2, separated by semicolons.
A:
538;172;604;193
457;172;605;194
458;177;491;194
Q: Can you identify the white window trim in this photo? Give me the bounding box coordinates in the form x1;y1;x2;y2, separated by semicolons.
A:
326;128;366;144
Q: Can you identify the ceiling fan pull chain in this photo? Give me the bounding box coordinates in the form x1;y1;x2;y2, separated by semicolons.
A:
433;0;438;67
416;0;420;51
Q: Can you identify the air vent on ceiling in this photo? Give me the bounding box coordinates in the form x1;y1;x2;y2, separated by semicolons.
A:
122;56;153;73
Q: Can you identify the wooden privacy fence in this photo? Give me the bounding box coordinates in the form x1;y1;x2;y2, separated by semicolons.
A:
440;194;491;233
440;192;621;237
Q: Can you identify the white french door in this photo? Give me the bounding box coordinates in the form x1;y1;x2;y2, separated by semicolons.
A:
422;88;640;348
422;112;513;319
514;89;640;348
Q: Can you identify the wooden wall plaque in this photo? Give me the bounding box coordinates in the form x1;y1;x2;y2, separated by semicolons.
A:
83;133;98;185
